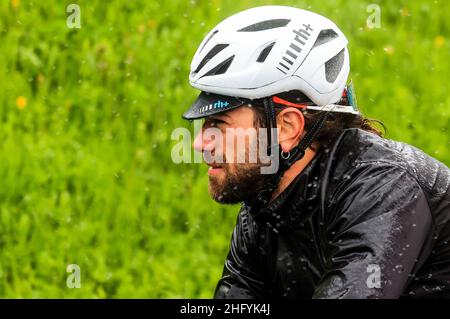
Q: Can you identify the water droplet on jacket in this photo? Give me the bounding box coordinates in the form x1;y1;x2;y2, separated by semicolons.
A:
394;265;404;273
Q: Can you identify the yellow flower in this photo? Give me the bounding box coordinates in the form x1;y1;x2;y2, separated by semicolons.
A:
383;46;395;55
16;96;27;110
11;0;20;9
434;36;445;48
138;24;146;33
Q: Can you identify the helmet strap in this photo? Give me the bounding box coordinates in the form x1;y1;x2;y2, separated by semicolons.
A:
250;97;330;216
263;97;278;156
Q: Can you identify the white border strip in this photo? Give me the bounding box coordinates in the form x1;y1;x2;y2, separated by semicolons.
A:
306;104;360;115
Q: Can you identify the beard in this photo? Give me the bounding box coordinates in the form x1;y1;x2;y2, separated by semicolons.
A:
208;162;267;204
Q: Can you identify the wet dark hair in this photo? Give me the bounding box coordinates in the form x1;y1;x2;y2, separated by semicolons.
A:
251;91;386;151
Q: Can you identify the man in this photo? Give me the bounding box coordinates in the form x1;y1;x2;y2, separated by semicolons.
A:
182;6;450;298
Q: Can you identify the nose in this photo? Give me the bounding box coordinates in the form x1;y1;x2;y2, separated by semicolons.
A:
193;126;215;153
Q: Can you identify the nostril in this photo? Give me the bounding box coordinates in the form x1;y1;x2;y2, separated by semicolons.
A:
193;130;216;153
193;132;204;152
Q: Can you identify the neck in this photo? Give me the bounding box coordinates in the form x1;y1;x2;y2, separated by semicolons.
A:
270;146;318;201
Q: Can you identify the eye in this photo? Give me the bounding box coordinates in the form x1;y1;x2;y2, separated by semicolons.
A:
213;119;225;125
205;118;226;127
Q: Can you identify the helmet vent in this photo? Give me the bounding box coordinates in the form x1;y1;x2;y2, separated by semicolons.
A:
257;42;276;63
312;29;338;49
238;19;290;32
199;30;219;54
194;44;229;74
203;55;235;77
325;49;345;83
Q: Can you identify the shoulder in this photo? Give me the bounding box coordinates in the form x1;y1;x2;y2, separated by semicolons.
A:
325;128;450;197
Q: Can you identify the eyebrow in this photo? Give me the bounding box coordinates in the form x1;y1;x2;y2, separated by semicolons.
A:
211;112;232;121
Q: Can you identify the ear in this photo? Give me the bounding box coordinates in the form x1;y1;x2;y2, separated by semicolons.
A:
276;108;305;152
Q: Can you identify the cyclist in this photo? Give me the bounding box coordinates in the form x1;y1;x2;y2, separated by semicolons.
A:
182;6;450;298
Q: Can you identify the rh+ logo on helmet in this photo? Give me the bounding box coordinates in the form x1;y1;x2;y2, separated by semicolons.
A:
277;24;314;74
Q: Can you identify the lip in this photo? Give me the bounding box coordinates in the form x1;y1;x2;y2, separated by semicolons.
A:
207;165;224;175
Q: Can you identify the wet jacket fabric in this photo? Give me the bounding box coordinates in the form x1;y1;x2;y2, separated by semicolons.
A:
214;128;450;299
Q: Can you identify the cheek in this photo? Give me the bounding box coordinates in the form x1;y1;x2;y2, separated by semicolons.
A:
221;134;234;162
222;132;259;164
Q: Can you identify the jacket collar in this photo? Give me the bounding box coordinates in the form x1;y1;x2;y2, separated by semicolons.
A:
245;148;327;230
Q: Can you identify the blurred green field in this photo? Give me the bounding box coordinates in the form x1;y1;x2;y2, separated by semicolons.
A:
0;0;448;298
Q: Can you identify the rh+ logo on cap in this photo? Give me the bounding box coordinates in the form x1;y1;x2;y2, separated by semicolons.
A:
199;100;230;114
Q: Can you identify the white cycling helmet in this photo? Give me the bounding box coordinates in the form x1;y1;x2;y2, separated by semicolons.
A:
183;5;357;120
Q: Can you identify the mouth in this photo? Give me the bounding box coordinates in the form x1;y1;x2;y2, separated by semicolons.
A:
207;163;224;176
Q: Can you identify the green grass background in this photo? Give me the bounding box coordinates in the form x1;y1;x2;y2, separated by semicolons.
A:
0;0;448;297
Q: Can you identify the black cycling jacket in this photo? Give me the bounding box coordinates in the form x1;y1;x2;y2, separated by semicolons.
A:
214;128;450;299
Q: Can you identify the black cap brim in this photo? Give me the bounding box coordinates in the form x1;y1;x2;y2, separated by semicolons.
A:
182;91;249;120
